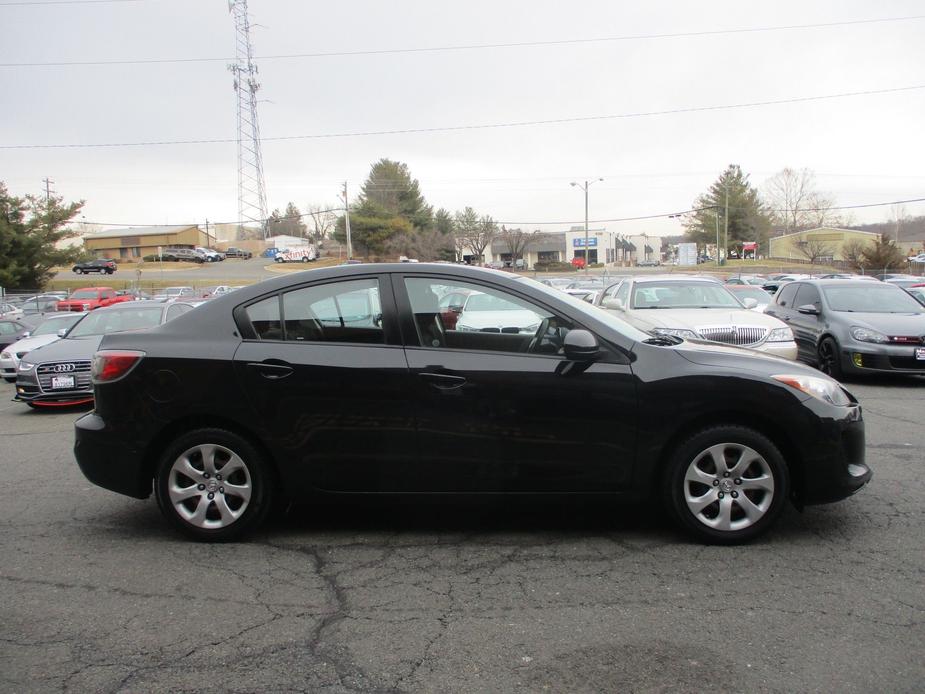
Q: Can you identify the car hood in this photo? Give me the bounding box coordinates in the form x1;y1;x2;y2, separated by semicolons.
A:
4;334;60;356
673;339;823;377
22;335;104;364
627;307;786;331
837;311;925;335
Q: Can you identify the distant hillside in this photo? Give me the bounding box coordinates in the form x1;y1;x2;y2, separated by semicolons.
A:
849;215;925;241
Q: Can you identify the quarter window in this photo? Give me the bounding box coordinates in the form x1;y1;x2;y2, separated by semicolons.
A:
245;296;283;340
775;283;799;307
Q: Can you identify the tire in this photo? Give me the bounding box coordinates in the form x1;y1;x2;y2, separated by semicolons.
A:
275;257;284;263
4;377;15;383
818;337;844;380
663;425;789;544
154;428;274;541
74;268;83;274
301;256;309;263
105;268;114;275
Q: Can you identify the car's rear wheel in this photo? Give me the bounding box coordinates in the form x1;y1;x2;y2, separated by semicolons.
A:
301;256;310;263
154;428;273;541
664;426;789;544
818;337;844;380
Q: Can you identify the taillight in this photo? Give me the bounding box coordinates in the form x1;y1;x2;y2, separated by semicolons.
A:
92;350;145;383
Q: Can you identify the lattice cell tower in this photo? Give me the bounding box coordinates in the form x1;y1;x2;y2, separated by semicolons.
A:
228;0;268;238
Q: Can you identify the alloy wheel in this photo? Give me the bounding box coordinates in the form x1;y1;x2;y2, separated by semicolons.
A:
683;443;775;532
166;443;252;529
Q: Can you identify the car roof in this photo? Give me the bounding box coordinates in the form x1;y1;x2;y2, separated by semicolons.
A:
629;274;722;283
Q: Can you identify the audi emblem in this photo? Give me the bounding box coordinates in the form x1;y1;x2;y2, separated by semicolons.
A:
53;363;76;373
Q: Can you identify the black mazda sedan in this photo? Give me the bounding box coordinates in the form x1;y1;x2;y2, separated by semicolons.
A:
74;264;871;543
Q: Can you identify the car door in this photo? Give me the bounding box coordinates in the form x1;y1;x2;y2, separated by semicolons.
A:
786;283;824;360
232;274;417;493
766;283;807;358
394;274;637;493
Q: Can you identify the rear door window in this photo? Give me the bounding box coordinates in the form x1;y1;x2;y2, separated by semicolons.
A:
775;283;800;308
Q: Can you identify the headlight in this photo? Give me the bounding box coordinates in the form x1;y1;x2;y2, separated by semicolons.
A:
772;374;851;406
850;326;889;343
0;351;10;360
522;322;541;334
767;327;794;342
652;328;698;340
455;324;476;332
82;303;91;310
18;360;35;372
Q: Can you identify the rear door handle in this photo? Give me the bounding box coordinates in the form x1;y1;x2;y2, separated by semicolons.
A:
247;361;294;380
419;372;467;389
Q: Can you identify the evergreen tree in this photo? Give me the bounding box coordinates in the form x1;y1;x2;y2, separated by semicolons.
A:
0;182;84;289
684;165;772;258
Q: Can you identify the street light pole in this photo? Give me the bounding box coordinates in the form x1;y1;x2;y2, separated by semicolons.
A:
570;178;603;275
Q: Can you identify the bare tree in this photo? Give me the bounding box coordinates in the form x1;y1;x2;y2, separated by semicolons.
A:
498;226;540;266
467;215;498;265
840;239;868;272
385;230;454;261
763;168;845;233
792;236;836;264
453;207;481;262
890;204;909;245
305;203;337;240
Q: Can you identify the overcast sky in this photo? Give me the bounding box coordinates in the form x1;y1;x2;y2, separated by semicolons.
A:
1;0;924;236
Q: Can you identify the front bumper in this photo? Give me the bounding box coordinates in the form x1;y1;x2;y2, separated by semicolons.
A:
74;412;150;498
839;342;925;375
799;399;872;505
14;370;94;405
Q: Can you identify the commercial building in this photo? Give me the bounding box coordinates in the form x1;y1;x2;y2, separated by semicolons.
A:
83;225;213;261
768;227;881;262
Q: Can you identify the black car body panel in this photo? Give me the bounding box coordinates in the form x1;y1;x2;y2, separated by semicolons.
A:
74;264;871;518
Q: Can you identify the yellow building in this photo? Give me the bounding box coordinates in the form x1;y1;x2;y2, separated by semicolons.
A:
769;227;881;262
83;225;212;261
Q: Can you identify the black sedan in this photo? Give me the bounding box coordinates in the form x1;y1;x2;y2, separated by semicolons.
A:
16;301;196;408
74;264;871;544
72;258;117;275
765;279;925;378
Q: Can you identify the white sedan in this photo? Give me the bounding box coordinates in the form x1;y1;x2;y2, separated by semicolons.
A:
597;275;798;359
455;292;543;334
0;312;85;382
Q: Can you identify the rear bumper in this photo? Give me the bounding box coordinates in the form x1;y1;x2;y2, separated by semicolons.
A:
74;412;150;498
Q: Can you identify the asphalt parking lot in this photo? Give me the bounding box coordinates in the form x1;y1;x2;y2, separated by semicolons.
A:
1;376;922;693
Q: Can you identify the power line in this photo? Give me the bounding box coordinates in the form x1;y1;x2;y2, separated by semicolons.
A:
70;197;925;229
2;15;923;67
3;84;923;150
0;0;141;5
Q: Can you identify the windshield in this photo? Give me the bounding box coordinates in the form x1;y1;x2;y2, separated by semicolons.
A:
632;281;742;309
68;306;163;337
68;290;99;300
32;314;84;336
514;277;652;342
729;287;770;302
822;285;925;313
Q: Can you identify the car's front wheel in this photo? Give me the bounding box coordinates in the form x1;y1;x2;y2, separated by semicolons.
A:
664;426;789;544
154;428;274;541
818;337;844;380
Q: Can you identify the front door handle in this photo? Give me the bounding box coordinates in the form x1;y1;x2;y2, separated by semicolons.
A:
247;361;294;380
419;371;467;389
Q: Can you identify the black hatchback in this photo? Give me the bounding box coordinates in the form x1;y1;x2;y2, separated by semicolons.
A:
74;264;871;543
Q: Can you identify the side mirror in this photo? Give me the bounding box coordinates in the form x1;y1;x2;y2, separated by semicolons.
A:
563;329;600;361
742;297;758;309
57;328;68;338
601;297;624;310
797;304;820;315
22;332;31;339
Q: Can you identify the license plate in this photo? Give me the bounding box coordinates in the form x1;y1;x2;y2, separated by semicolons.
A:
916;348;925;361
51;375;75;389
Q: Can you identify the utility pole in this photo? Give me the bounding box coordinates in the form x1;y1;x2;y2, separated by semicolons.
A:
342;182;353;260
42;177;54;203
714;208;721;267
204;218;211;247
570;178;603;275
723;182;729;266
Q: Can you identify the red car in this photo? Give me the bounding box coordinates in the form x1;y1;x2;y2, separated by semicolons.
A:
56;287;134;312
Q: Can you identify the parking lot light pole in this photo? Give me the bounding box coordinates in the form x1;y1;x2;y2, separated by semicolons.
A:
570;178;603;275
